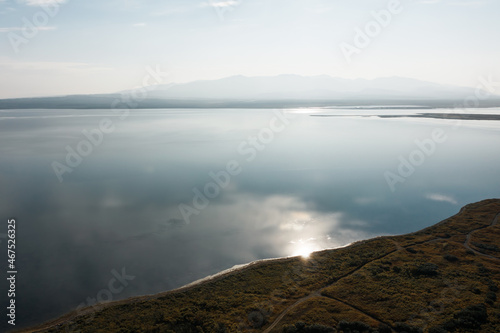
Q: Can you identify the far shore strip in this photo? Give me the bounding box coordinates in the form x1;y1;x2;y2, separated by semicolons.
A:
311;113;500;121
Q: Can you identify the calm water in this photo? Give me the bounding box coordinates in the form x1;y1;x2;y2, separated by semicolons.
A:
1;107;500;328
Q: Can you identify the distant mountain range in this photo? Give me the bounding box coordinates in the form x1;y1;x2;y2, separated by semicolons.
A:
1;75;500;109
142;75;485;100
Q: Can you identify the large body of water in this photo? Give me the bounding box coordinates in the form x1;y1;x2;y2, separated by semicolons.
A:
1;107;500;329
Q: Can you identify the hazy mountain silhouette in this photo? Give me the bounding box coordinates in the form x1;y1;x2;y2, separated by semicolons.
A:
1;75;499;109
144;74;482;100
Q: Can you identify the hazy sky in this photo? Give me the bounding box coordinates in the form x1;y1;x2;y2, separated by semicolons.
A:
0;0;499;98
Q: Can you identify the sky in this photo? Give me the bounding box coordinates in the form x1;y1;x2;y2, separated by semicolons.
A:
0;0;499;98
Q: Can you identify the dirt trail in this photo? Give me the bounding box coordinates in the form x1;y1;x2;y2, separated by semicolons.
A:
321;294;393;328
262;246;399;333
261;291;321;333
263;211;500;333
463;212;500;262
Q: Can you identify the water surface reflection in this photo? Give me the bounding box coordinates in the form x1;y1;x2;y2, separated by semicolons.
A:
0;108;499;328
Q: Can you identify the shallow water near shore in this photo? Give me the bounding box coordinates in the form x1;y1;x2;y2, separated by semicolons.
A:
1;107;500;329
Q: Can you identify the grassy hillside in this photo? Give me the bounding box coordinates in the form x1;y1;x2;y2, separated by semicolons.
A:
24;199;500;333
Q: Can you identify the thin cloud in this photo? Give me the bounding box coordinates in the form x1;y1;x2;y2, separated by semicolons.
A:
448;0;490;6
0;26;56;32
425;193;458;205
206;1;240;8
150;5;199;17
132;23;146;27
417;0;442;4
0;7;16;13
306;5;335;14
18;0;66;6
417;0;490;5
0;59;113;72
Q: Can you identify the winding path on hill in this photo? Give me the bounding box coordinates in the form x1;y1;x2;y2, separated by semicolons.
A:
262;210;500;333
463;212;500;261
262;247;400;333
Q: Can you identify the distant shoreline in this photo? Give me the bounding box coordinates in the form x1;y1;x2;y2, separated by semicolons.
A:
311;113;500;121
1;97;500;110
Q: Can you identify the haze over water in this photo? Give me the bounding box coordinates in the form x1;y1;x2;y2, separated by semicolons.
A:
1;107;500;328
